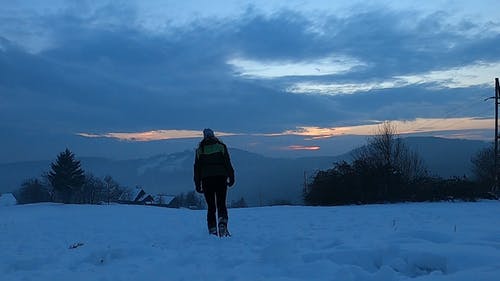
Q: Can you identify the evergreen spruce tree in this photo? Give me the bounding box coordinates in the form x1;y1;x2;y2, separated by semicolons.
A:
47;148;85;203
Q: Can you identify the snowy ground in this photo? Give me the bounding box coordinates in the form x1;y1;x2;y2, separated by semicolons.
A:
1;201;499;281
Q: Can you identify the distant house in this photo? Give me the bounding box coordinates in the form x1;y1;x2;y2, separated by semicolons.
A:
119;187;175;207
119;187;154;204
0;193;18;206
154;194;176;206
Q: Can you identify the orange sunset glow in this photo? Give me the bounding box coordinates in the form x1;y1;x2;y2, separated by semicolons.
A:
287;145;321;151
78;117;494;142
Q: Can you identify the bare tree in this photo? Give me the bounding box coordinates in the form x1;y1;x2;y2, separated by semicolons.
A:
72;174;104;204
356;121;427;182
103;175;123;203
16;178;51;204
471;144;495;188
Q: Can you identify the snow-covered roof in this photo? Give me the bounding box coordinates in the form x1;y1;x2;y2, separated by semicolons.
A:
155;195;175;205
0;193;17;206
119;187;144;201
131;187;145;201
119;188;174;204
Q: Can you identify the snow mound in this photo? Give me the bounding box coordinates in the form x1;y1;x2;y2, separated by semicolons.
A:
0;193;17;206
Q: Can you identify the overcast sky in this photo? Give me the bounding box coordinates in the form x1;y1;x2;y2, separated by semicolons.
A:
1;0;499;162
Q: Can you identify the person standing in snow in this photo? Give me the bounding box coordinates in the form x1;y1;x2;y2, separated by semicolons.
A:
194;128;235;236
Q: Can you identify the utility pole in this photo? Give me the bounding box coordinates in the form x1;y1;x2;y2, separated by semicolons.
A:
486;78;499;193
495;78;500;193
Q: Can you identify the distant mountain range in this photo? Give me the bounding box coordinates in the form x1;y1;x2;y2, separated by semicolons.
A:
0;137;489;206
403;137;489;178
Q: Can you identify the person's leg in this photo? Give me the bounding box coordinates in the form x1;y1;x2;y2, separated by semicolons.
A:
215;177;228;224
214;177;230;236
202;179;217;233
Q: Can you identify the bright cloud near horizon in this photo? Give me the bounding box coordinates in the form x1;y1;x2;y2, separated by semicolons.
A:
78;130;239;142
78;117;494;142
1;0;499;161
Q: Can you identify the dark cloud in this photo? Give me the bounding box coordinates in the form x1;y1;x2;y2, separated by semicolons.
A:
0;3;498;161
313;9;500;79
228;9;321;59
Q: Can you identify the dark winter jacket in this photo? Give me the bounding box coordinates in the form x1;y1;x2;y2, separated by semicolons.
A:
193;137;235;187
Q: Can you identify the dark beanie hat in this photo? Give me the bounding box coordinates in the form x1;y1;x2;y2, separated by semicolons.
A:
203;128;215;139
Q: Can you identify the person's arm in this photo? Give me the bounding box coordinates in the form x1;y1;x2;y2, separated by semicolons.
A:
224;145;235;186
193;149;203;192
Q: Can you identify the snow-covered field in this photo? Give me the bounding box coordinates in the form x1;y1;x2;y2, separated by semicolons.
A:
1;201;499;281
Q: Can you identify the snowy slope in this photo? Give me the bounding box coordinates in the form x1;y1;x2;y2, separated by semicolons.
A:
1;202;499;281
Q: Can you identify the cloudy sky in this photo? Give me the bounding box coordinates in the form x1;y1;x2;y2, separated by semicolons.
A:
1;0;499;162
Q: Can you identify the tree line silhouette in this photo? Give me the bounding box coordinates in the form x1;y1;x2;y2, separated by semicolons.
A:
15;149;126;204
14;148;249;208
304;122;496;206
14;122;498;207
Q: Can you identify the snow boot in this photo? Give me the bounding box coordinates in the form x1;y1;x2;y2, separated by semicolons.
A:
209;227;218;236
218;217;230;237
